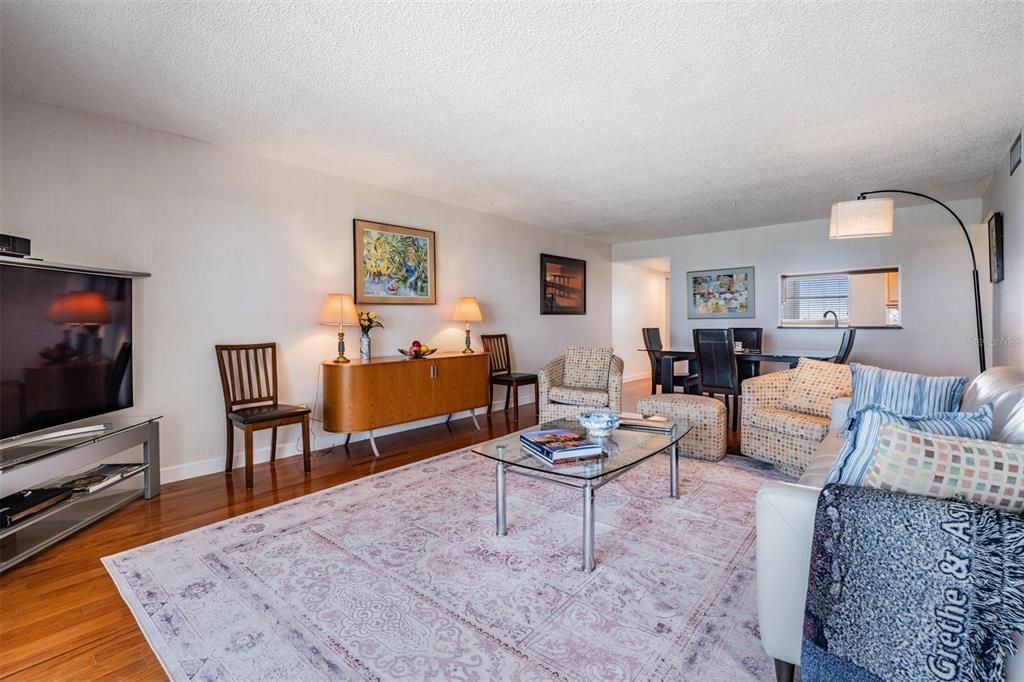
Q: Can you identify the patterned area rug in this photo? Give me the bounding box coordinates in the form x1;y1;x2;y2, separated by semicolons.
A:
104;449;788;680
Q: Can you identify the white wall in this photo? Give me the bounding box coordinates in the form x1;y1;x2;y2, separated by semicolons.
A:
0;95;613;481
983;128;1024;368
847;271;890;328
614;199;992;378
611;262;667;382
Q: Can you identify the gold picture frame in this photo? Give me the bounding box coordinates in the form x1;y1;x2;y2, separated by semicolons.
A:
353;219;436;305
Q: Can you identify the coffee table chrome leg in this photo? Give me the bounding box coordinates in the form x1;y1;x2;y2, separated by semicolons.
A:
495;462;507;536
582;481;595;572
670;442;679;499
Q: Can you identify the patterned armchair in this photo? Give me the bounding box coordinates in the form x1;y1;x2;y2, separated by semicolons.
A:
740;360;851;477
537;348;624;422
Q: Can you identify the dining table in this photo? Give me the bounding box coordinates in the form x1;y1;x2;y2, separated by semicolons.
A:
639;347;838;394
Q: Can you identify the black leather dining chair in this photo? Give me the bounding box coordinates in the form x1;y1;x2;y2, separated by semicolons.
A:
693;328;742;432
642;327;697;394
834;328;857;364
730;327;763;382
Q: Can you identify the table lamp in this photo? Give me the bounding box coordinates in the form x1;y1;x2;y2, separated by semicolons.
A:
319;293;358;363
452;296;483;354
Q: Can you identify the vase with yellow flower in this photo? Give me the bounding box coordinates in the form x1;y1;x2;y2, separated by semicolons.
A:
358;311;383;361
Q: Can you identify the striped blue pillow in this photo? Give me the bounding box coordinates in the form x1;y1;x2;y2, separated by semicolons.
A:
843;364;968;433
826;403;994;485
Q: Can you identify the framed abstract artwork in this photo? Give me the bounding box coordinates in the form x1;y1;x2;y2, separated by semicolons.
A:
540;253;586;315
353;219;436;305
988;211;1004;283
687;267;755;319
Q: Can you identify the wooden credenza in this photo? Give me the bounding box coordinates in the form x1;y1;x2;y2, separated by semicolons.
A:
322;352;489;454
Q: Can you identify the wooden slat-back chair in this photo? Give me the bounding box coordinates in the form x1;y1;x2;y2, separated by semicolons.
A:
480;334;538;423
215;343;311;489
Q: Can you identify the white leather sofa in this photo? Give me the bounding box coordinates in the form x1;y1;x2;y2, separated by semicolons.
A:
756;366;1024;682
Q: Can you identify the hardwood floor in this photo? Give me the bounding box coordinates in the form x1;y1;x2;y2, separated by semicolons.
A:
0;379;735;680
0;402;541;680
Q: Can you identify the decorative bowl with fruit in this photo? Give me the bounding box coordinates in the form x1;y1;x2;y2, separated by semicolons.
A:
398;340;437;359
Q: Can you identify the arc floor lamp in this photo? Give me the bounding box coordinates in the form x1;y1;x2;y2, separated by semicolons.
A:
829;189;986;373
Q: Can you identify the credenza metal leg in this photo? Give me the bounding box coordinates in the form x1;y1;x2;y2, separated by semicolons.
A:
469;408;480;431
344;433;351;446
368;430;380;457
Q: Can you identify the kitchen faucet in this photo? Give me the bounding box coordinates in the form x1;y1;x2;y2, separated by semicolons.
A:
823;310;839;328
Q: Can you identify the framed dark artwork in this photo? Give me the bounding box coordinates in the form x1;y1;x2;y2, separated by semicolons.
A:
354;219;436;305
1011;133;1021;177
540;254;586;315
988;211;1004;283
687;266;755;319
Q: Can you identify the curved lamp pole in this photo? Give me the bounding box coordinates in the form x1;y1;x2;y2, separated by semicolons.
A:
837;190;986;373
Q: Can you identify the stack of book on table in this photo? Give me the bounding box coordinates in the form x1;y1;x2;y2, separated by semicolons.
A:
520;429;606;465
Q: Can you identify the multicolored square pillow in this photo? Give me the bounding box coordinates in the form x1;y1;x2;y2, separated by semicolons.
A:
825;403;994;485
780;357;851;418
563;346;613;390
865;423;1024;513
843;364;968;434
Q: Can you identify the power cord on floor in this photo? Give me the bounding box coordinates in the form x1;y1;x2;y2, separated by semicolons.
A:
294;362;324;455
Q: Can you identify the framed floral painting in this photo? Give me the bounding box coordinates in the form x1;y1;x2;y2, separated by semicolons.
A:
354;219;436;305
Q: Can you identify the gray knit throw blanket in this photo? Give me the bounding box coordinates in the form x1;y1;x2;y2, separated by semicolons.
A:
802;484;1024;682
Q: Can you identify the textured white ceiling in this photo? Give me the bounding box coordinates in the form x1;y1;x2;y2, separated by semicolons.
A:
2;2;1021;242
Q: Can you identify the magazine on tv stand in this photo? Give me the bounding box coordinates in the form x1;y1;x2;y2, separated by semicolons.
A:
0;488;75;529
53;462;147;494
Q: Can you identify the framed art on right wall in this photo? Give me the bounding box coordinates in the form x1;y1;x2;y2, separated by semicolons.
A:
988;211;1004;283
1011;132;1021;177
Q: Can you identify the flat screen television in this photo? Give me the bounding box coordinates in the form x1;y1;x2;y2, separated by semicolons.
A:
0;262;133;440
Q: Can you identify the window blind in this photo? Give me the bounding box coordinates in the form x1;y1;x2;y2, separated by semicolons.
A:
781;274;849;321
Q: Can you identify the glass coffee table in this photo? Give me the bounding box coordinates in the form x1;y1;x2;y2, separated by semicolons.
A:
472;415;692;572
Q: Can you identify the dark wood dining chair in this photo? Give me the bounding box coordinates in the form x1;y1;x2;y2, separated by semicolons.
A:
480;334;538;423
642;327;697;394
215;343;311;489
730;327;763;381
693;328;742;432
834;328;857;364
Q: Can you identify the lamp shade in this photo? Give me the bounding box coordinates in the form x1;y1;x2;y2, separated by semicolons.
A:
452;296;483;322
319;293;358;326
49;291;111;325
829;198;895;239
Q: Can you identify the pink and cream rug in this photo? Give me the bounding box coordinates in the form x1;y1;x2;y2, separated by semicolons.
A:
104;448;789;680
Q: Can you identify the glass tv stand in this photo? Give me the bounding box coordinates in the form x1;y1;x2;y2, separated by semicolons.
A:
0;415;161;573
